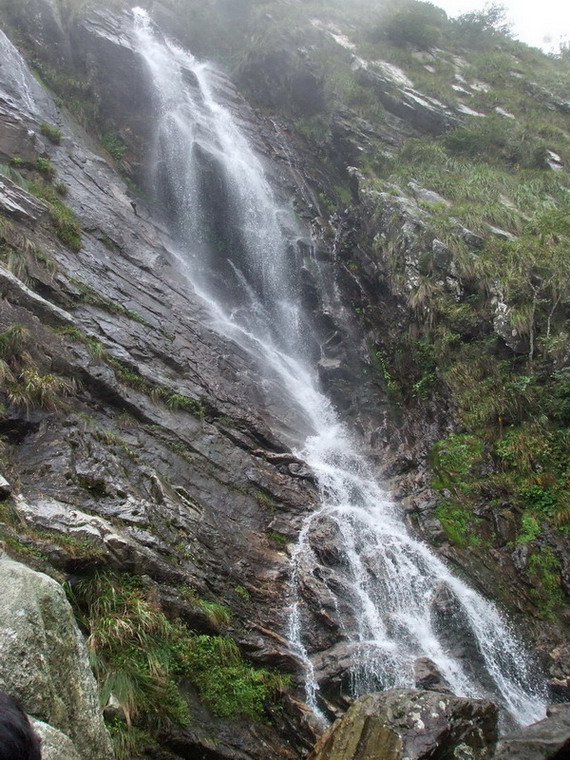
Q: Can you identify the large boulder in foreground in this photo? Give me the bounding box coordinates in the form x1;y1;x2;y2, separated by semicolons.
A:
493;703;570;760
0;551;113;760
308;689;498;760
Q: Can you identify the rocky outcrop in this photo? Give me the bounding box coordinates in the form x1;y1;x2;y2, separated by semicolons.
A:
354;62;460;136
0;552;113;760
413;657;454;694
308;689;498;760
493;704;570;760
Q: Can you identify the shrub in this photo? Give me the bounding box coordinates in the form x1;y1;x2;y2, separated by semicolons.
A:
40;122;63;145
101;132;126;162
35;156;56;180
383;2;447;50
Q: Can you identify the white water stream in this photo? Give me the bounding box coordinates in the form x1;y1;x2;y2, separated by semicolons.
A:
132;8;547;726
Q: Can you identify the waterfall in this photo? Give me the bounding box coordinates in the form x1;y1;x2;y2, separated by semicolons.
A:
132;8;547;727
0;30;37;113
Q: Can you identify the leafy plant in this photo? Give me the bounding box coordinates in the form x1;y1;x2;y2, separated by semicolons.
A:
101;132;126;162
40;121;63;145
35;157;56;180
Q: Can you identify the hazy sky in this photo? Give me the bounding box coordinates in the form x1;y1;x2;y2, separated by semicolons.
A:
434;1;570;52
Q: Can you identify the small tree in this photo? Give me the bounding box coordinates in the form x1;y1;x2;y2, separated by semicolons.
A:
382;1;448;50
453;3;512;47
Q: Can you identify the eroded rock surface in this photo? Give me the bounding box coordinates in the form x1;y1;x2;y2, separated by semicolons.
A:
493;704;570;760
308;689;498;760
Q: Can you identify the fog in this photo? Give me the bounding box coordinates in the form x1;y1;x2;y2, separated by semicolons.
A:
433;0;570;52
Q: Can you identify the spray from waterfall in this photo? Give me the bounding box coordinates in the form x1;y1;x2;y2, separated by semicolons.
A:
132;7;547;727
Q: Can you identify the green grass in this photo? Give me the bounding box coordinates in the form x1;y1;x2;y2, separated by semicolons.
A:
40;122;63;145
55;325;106;358
107;357;206;419
29;181;82;251
435;500;483;549
0;324;75;414
70;280;151;325
66;571;288;758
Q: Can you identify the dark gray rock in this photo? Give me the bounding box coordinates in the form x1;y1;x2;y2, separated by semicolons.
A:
414;657;454;694
355;64;460;136
493;703;570;760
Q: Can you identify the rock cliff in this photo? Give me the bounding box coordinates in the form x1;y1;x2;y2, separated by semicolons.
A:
0;1;568;759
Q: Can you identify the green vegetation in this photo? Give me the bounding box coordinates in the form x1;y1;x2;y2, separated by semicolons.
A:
29;181;82;251
435;500;482;549
254;490;272;510
528;549;565;619
0;162;29;189
107;357;206;419
380;1;447;50
1;156;80;251
40;122;63;145
67;571;288;757
234;584;250;601
0;216;57;283
70;280;151;325
267;530;288;549
35;156;56;180
56;325;106;358
179;634;289;718
0;324;75;414
101;132;126;162
176;585;232;626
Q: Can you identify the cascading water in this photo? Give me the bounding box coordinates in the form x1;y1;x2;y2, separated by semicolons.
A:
0;30;36;114
132;8;547;727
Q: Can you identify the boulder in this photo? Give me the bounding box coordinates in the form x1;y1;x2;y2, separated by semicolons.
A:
0;552;113;760
308;689;498;760
413;657;453;694
493;703;570;760
30;719;82;760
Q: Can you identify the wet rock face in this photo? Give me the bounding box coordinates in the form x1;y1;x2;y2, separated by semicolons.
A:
493;703;570;760
308;689;499;760
0;11;323;758
413;657;453;694
354;64;460;136
69;8;157;178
